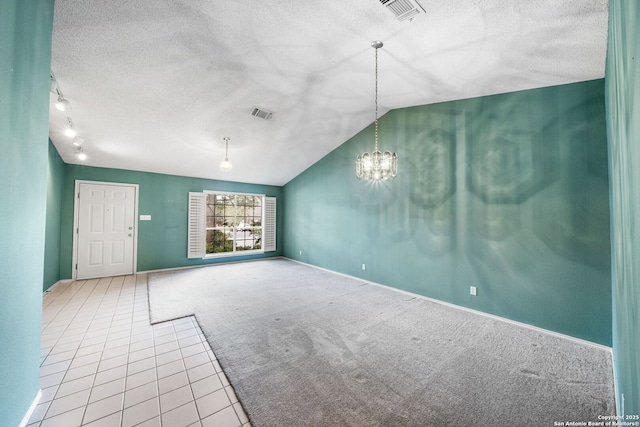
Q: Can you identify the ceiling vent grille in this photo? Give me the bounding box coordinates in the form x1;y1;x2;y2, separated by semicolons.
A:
379;0;425;21
250;106;274;120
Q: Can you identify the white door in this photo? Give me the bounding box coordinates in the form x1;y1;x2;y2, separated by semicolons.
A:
76;182;137;279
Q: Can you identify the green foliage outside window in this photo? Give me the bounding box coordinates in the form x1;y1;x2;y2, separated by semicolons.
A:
206;229;234;253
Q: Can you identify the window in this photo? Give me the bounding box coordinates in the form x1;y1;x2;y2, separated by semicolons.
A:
187;191;276;259
206;193;263;254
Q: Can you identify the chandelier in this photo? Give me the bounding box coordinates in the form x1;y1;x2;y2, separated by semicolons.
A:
356;40;397;181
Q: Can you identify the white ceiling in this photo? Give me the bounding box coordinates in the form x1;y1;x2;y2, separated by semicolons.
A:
49;0;608;186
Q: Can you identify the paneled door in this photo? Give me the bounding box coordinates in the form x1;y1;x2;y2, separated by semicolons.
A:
76;182;137;279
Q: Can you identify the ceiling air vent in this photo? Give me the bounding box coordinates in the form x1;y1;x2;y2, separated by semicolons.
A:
250;106;274;120
379;0;425;22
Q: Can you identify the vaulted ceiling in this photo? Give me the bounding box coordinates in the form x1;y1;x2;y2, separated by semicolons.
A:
49;0;608;186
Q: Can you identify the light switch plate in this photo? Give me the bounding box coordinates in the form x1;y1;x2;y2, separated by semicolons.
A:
139;215;151;221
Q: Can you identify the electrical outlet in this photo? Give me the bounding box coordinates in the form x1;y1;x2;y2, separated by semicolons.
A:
362;264;366;271
470;286;477;296
299;250;302;255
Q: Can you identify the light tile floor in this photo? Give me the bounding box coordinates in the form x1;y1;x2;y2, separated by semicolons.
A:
27;274;250;427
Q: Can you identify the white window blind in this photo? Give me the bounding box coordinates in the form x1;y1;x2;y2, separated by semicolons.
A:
187;192;206;258
264;197;276;252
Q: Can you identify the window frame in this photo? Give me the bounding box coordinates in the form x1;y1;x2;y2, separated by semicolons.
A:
187;191;276;260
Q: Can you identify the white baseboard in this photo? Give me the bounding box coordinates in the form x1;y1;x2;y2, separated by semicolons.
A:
19;389;41;427
43;279;72;296
286;258;613;353
611;353;622;416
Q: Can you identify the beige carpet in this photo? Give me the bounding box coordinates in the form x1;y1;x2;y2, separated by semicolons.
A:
148;258;616;427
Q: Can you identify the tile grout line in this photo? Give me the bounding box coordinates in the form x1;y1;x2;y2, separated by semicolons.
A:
40;277;114;423
131;273;159;427
77;275;126;426
87;274;134;426
44;276;130;426
192;314;245;426
40;279;97;353
174;318;199;426
33;273;250;427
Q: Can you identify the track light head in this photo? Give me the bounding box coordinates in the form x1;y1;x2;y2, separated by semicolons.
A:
55;96;71;112
64;127;77;138
64;117;77;138
75;148;87;161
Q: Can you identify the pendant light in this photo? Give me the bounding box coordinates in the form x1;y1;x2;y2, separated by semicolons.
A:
220;137;232;171
356;40;398;181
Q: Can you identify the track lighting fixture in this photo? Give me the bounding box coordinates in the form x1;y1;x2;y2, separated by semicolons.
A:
52;70;89;162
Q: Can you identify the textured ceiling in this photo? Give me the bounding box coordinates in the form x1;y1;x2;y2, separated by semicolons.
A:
49;0;608;186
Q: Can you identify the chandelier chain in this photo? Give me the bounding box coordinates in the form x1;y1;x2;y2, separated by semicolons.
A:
374;45;379;153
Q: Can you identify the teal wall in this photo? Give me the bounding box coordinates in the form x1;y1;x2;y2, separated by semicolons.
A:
59;165;284;278
283;80;612;346
44;140;65;291
606;0;639;416
0;0;54;425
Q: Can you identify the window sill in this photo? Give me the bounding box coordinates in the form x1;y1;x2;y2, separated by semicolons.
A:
203;249;264;259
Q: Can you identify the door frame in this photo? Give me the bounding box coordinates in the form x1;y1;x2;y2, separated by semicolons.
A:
72;180;140;280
